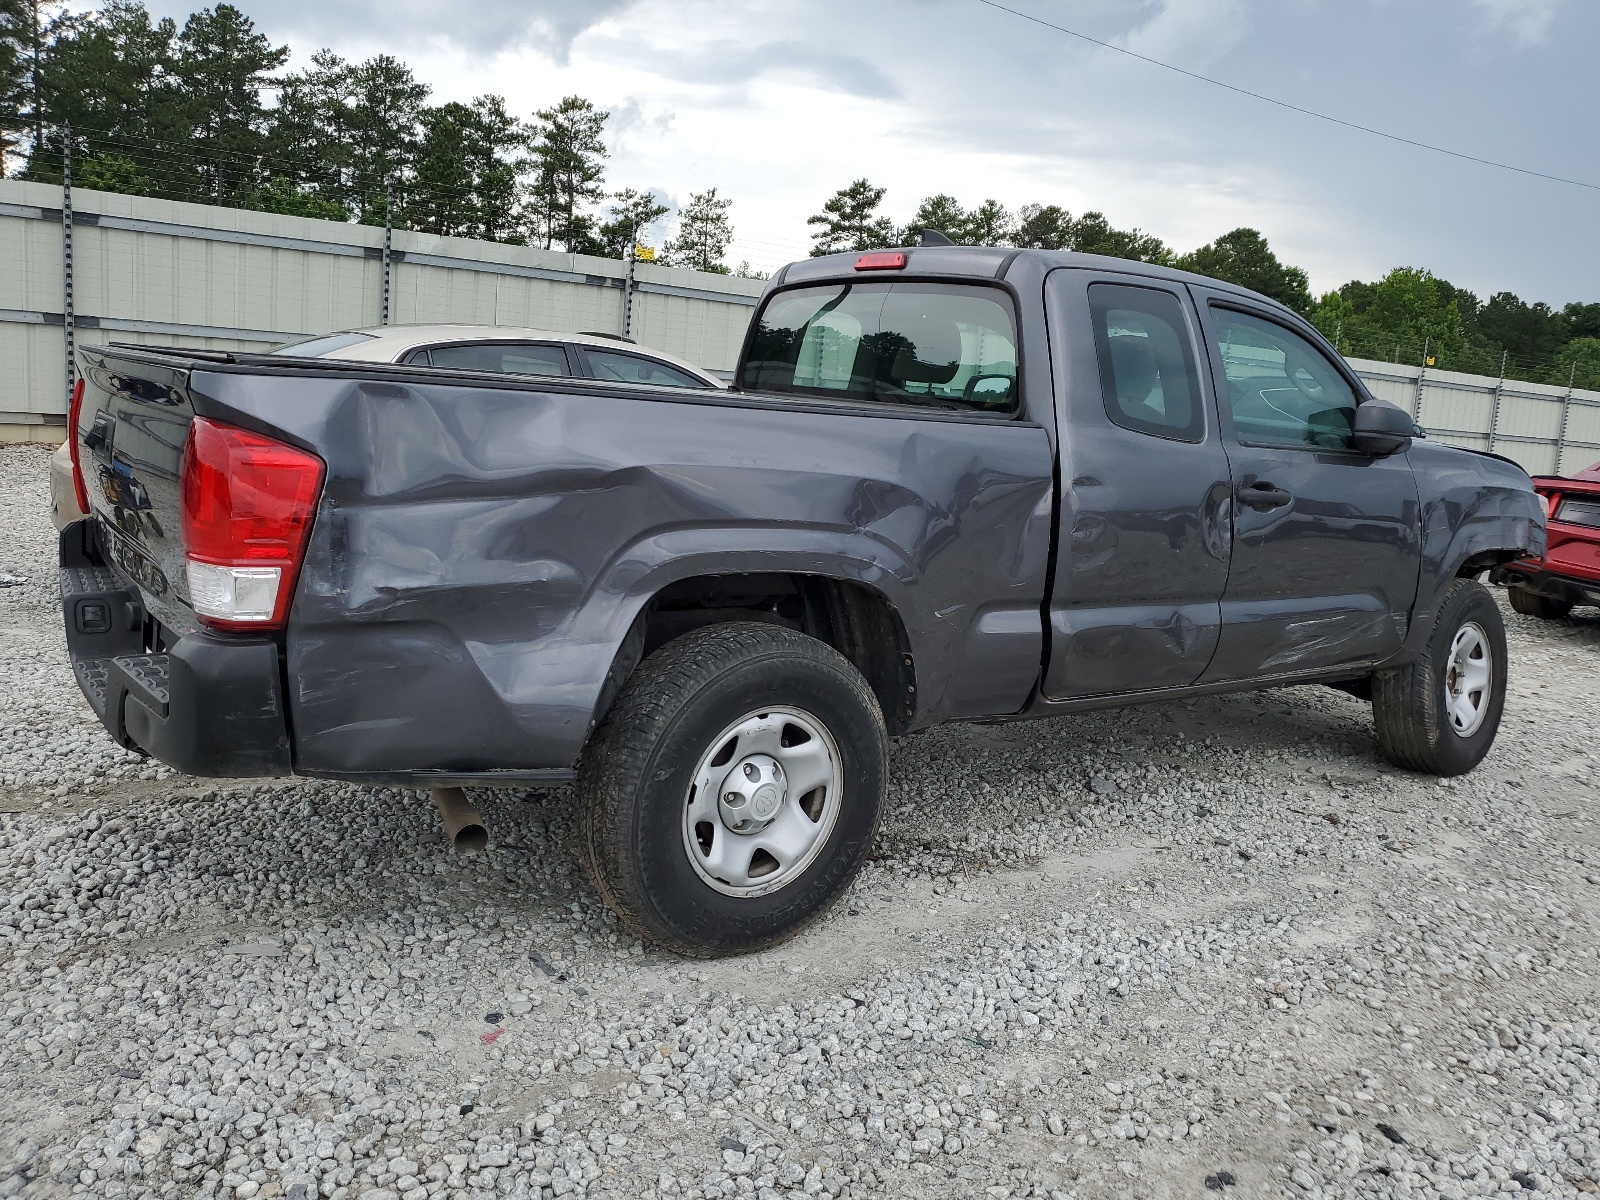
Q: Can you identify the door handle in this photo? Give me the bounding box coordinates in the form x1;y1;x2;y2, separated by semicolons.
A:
1238;481;1292;510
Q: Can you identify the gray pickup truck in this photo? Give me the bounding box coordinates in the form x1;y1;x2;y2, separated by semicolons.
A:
59;245;1544;955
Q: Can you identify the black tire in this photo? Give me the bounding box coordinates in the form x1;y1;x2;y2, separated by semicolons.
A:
1373;579;1507;776
1507;584;1572;620
575;622;886;957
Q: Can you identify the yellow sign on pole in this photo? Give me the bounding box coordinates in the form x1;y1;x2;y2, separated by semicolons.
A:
634;245;656;262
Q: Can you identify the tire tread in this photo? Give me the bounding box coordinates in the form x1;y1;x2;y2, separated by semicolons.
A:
575;622;885;957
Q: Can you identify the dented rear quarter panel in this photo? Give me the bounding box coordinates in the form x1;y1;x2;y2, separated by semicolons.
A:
182;369;1057;777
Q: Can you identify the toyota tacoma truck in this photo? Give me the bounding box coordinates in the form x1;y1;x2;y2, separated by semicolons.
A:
1490;461;1600;618
58;244;1544;956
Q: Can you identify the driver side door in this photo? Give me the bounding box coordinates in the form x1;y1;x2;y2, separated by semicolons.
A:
1192;292;1421;682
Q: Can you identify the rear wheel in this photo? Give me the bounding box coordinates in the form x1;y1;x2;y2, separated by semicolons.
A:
1373;579;1507;776
576;622;886;956
1508;584;1572;620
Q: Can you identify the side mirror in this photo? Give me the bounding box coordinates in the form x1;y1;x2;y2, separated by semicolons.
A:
1352;401;1415;456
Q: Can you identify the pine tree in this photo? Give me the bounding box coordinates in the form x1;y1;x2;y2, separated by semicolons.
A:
0;0;29;174
662;186;732;273
172;4;287;203
270;49;427;222
806;178;895;255
961;199;1014;246
20;2;180;192
1013;203;1072;249
903;193;965;245
598;187;669;258
527;94;607;253
404;95;526;242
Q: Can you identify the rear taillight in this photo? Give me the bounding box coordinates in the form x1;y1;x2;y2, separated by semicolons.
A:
180;417;325;631
67;378;91;515
1536;493;1551;520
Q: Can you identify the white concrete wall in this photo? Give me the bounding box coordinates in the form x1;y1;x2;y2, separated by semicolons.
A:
0;177;762;441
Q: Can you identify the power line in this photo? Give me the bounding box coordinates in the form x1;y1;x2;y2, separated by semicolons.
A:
971;0;1600;194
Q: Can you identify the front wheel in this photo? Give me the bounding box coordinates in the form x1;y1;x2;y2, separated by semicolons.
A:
576;622;886;956
1508;584;1572;620
1373;579;1507;776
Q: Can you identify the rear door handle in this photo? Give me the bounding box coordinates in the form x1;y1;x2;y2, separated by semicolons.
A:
1238;482;1292;510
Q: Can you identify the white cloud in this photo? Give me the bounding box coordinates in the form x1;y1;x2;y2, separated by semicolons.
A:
1469;0;1563;45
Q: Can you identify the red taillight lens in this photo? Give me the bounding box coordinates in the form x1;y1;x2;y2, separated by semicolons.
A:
180;417;325;630
67;377;91;515
854;251;906;271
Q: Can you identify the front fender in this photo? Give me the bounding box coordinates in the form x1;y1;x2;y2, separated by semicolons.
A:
1393;441;1545;662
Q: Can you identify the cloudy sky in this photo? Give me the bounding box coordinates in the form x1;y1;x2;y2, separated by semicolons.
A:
140;0;1599;303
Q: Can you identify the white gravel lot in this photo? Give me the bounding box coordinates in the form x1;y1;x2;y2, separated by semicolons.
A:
2;440;1598;1200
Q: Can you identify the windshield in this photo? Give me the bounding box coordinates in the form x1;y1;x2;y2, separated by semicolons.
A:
270;331;378;357
738;282;1019;414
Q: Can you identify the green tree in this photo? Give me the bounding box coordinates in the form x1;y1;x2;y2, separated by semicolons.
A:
807;178;895;255
1312;267;1466;365
527;94;607;253
77;150;154;193
903;193;965;244
0;0;63;174
171;4;288;203
0;0;28;174
1067;211;1169;263
1552;338;1600;391
405;95;526;242
598;186;670;257
1176;227;1310;313
961;199;1014;246
1013;203;1072;249
661;186;732;272
21;2;180;192
249;173;347;220
269;50;428;223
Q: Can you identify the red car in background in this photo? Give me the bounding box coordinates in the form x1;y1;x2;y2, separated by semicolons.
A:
1493;460;1600;618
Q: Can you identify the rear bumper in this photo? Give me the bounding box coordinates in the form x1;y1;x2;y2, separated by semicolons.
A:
60;521;292;777
1491;562;1600;609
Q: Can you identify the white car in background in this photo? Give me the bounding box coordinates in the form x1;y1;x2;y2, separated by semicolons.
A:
51;325;728;528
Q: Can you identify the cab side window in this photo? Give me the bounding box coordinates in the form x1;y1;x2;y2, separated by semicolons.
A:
1088;284;1205;442
1208;308;1358;451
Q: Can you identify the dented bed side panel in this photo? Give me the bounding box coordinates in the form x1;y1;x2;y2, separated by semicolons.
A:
183;370;1057;775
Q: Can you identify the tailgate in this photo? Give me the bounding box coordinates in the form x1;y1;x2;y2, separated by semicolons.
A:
72;349;201;638
60;347;293;776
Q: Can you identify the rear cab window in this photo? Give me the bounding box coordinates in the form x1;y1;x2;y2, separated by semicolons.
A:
739;282;1019;414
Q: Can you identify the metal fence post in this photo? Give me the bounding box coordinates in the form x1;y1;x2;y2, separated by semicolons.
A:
621;242;636;339
1487;350;1507;454
1555;363;1576;475
62;122;76;409
380;181;393;326
1412;337;1429;422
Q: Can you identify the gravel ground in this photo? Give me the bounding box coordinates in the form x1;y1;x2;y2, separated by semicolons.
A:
2;440;1598;1200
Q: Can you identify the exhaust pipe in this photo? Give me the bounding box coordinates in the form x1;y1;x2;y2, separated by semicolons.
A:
431;787;489;853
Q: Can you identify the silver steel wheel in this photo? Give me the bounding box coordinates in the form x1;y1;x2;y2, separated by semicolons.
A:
682;706;842;898
1443;621;1492;737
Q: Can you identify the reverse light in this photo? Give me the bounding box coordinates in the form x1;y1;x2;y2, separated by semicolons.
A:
854;251;906;271
67;378;91;515
1536;493;1551;520
180;417;325;630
